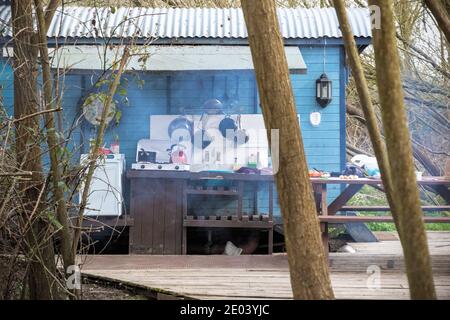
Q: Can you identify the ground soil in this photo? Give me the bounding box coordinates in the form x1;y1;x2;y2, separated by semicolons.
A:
0;255;149;300
81;280;149;300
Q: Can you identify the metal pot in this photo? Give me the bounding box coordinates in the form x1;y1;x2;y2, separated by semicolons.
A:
219;115;237;139
168;116;193;143
202;99;223;114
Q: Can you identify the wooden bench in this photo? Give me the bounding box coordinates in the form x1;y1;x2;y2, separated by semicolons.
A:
319;214;450;256
338;206;450;212
319;215;450;223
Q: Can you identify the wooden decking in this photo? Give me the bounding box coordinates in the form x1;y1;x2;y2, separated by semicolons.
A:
81;232;450;300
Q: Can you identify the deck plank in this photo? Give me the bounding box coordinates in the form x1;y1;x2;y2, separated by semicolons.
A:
81;231;450;300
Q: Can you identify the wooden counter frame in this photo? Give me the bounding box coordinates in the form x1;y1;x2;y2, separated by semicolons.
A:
125;171;450;255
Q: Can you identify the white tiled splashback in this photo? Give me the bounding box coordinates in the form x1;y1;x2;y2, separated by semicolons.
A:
150;114;271;171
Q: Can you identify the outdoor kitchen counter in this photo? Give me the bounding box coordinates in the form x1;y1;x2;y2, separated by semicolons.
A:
127;170;450;185
127;169;277;254
126;170;450;255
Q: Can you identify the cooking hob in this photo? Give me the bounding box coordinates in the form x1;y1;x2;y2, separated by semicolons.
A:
131;162;190;171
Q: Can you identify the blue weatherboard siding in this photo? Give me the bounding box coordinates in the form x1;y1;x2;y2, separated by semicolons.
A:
0;58;13;115
256;45;343;215
0;44;346;217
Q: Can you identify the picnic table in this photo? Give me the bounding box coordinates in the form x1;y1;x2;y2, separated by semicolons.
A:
312;176;450;255
312;176;450;215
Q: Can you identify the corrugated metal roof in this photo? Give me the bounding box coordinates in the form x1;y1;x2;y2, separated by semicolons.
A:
0;6;371;40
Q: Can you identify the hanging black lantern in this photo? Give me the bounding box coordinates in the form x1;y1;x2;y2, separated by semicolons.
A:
316;73;332;108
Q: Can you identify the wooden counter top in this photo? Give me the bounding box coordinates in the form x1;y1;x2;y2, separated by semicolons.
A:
126;169;450;186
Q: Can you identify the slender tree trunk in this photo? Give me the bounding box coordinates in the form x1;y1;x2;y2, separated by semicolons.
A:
332;0;403;237
44;0;60;28
34;0;74;279
241;0;334;299
368;0;436;299
423;0;450;44
11;0;58;299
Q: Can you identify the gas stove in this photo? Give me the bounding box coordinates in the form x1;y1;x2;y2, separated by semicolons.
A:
132;138;190;171
131;162;190;171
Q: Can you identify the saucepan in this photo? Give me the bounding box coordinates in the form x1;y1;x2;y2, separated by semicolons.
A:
218;114;237;139
168;115;193;143
218;114;249;145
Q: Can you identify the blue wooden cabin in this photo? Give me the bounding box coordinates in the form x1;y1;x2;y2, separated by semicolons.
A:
0;6;372;253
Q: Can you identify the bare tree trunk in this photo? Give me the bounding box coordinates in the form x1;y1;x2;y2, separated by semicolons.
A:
241;0;334;299
44;0;60;28
34;0;74;277
368;0;436;299
333;0;403;235
11;0;58;299
424;0;450;44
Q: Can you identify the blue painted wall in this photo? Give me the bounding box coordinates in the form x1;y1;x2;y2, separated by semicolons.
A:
0;44;346;217
0;58;13;113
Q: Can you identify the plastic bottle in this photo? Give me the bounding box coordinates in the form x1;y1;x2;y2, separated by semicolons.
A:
248;153;257;169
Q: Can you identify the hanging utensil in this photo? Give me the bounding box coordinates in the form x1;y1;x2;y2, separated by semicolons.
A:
234;114;249;145
193;112;213;149
202;99;223;115
219;114;237;139
168;115;193;143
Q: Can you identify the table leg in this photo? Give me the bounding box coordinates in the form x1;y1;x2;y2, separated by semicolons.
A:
268;183;274;255
268;228;273;255
182;180;187;255
237;181;244;219
321;222;329;260
182;228;187;255
313;184;321;213
318;183;329;259
269;182;274;219
320;183;328;216
328;184;364;215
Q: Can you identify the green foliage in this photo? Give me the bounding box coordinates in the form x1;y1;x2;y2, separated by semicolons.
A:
95;79;110;89
348;185;450;231
118;88;127;96
115;109;122;124
46;211;63;230
57;180;69;193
